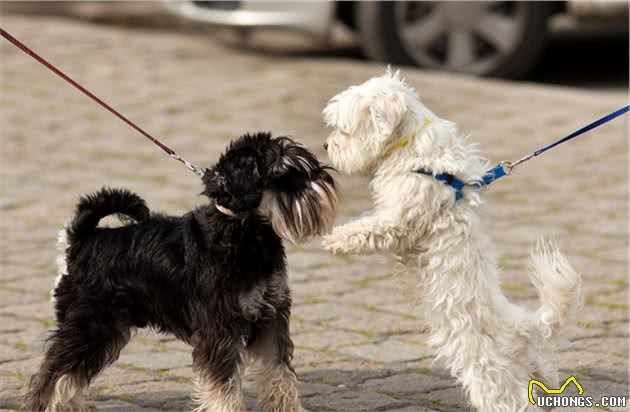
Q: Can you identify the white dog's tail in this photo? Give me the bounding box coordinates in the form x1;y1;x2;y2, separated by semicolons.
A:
528;239;580;339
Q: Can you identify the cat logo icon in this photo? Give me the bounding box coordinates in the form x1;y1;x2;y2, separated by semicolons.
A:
528;376;584;404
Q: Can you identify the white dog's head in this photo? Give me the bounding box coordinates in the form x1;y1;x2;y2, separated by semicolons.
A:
324;69;490;207
323;69;423;175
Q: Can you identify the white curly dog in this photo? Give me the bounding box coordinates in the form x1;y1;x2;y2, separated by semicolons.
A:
321;69;580;412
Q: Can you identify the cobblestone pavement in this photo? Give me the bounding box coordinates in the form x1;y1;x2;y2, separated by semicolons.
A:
1;15;628;412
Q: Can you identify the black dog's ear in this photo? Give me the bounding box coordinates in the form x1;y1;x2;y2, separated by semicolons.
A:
269;138;320;179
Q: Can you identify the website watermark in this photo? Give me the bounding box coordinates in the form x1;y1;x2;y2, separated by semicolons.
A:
528;376;627;409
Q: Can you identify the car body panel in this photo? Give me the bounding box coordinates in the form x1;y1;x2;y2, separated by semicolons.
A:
162;0;335;37
162;0;626;36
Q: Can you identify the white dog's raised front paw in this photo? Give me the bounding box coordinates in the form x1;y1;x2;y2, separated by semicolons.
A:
322;228;368;255
322;233;351;255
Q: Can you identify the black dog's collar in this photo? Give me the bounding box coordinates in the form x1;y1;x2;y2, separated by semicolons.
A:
215;204;236;217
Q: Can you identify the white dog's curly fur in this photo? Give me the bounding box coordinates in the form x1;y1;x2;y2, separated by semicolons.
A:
322;69;581;412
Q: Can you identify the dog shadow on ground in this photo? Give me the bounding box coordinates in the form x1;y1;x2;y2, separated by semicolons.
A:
0;365;627;412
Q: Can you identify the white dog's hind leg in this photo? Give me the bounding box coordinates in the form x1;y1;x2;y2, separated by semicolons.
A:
432;326;535;412
418;231;547;412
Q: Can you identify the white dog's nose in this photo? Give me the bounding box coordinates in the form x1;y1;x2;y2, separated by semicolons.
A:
323;143;328;150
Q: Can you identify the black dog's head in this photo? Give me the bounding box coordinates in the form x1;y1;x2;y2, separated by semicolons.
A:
202;132;339;242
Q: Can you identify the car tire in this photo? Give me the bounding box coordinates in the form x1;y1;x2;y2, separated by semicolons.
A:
355;1;555;78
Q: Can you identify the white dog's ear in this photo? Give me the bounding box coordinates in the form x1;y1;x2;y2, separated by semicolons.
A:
369;91;407;138
385;66;402;81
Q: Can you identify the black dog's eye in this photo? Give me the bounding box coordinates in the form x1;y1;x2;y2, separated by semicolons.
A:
216;175;228;190
214;171;227;187
208;169;227;190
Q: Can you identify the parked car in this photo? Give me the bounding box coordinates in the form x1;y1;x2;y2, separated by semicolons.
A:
162;1;627;78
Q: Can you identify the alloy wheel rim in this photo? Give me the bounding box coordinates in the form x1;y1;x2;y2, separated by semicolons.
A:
394;1;529;74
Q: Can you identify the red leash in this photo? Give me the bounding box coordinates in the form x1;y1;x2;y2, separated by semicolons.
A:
0;27;205;177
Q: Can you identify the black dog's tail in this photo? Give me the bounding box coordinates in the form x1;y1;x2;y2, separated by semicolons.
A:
69;187;150;235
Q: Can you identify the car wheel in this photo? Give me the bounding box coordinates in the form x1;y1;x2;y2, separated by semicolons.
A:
356;1;554;78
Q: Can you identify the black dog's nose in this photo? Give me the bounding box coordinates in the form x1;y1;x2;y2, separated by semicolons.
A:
323;143;328;150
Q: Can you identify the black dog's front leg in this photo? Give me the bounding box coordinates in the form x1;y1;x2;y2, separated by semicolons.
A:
248;304;305;412
191;330;246;412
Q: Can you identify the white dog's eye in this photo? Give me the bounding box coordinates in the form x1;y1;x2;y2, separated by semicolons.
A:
340;130;351;137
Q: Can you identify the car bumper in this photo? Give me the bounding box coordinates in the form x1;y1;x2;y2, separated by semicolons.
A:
161;0;335;38
568;0;629;19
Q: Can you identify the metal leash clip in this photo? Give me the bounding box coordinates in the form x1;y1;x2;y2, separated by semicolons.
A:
499;161;514;176
500;152;535;176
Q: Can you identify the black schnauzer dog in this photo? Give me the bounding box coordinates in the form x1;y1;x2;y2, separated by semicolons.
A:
26;132;338;412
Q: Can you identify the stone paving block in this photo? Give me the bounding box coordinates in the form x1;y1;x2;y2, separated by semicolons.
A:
89;399;157;412
299;381;346;399
290;319;325;336
302;366;392;388
340;339;434;363
0;288;45;308
306;260;384;283
286;250;336;272
395;332;433;347
0;301;55;320
573;336;627;356
161;338;192;352
117;350;192;371
2;275;57;298
162;366;194;383
421;387;469;411
292;302;355;322
564;323;608;341
292;347;350;370
0;325;47;351
0;357;41;380
156;396;195;412
328;311;421;337
607;321;630;338
0;313;48;331
310;389;406;412
330;286;407;306
293;330;370;352
0;343;31;364
0;374;21;392
0;381;22;411
285;268;313;283
379;302;425;319
0;395;22;412
292;278;357;303
557;350;628;382
93;365;158;389
101;380;192;409
576;304;628;323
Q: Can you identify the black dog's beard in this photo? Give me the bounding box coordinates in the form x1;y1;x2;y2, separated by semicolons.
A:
260;178;338;243
204;133;339;243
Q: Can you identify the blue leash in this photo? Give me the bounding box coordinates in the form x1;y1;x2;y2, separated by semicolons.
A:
416;105;629;200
